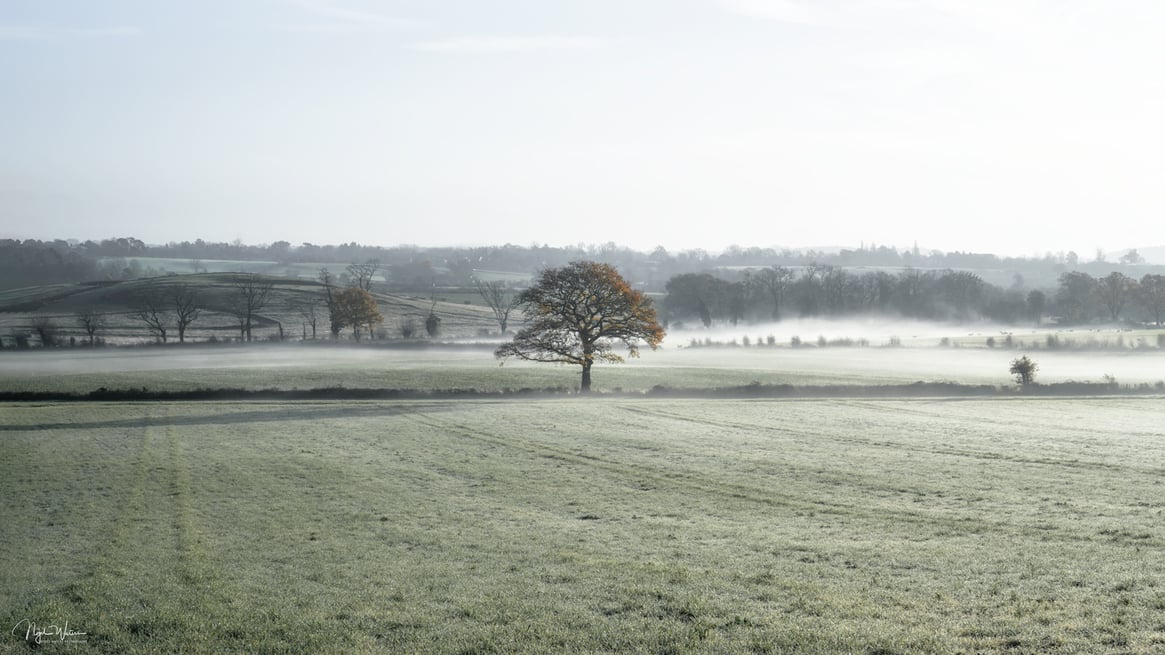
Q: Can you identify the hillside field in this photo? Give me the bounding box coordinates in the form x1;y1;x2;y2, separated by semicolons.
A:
3;393;1165;654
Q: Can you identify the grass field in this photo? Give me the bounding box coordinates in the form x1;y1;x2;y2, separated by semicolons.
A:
3;395;1165;654
2;342;1165;396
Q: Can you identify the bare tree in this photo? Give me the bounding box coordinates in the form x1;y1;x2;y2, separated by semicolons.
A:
347;259;380;292
750;266;795;320
1026;290;1046;326
75;308;108;345
295;295;324;339
1056;271;1096;324
31;315;60;347
172;283;200;343
1139;274;1165;326
425;300;441;337
1096;272;1136;322
133;294;170;343
938;270;986;320
231;274;273;342
473;279;518;334
319;268;342;338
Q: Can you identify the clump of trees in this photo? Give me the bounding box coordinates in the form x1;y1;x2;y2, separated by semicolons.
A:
662;266;1165;328
128;282;205;343
319;268;385;339
665;266;998;325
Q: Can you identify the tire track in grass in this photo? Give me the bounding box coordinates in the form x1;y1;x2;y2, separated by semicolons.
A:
40;406;249;652
616;400;1165;549
621;400;1163;476
414;400;1165;551
404;405;1082;544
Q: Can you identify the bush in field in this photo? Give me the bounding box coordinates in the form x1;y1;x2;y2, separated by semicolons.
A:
1009;355;1038;386
31;316;59;347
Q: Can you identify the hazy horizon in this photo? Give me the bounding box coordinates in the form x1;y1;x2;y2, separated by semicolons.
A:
4;2;1164;258
6;233;1162;265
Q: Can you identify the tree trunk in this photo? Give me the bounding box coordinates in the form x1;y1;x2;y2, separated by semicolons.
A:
580;361;592;394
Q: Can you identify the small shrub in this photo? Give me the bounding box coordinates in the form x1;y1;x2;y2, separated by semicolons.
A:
400;317;418;339
1009;355;1038;386
790;335;801;348
986;337;996;348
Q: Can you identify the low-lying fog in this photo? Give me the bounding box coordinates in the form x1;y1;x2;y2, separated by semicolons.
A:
668;317;1052;346
3;317;1164;388
0;344;486;375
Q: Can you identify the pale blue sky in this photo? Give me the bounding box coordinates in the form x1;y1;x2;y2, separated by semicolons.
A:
2;1;1163;257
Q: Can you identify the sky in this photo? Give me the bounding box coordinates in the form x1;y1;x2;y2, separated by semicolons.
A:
2;1;1163;258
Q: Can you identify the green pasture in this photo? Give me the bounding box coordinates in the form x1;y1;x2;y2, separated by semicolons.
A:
3;396;1165;653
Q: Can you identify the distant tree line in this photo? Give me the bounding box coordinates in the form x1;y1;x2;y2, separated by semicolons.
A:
0;239;101;289
4;237;1164;302
663;267;1165;327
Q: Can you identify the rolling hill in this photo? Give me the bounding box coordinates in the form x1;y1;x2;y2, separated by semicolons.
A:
0;273;500;346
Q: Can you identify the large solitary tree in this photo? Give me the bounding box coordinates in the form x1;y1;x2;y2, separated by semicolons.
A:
496;261;665;393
